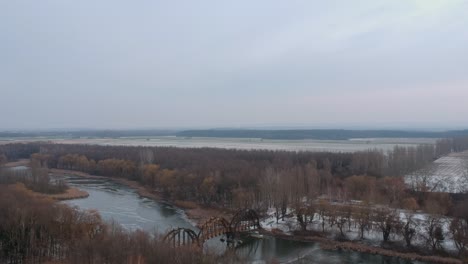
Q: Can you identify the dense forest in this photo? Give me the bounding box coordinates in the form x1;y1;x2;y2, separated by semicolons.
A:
1;137;468;261
0;184;216;264
1;137;467;210
0;143;434;209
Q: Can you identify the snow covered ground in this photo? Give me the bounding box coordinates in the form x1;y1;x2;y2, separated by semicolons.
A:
260;207;458;252
0;137;436;153
405;151;468;193
261;208;297;234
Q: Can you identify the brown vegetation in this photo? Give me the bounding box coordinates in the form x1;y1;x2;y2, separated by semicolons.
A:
11;182;88;201
1;158;29;168
0;184;216;264
1;137;468;261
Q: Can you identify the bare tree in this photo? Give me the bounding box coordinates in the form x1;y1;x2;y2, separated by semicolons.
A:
461;161;468;193
317;200;329;233
139;148;154;164
334;205;348;238
450;218;468;255
296;206;315;231
353;206;371;239
400;212;416;247
0;153;7;165
425;216;445;251
407;166;434;192
373;208;398;242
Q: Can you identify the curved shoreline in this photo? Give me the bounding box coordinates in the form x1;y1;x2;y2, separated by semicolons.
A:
49;168;463;264
48;187;89;200
261;230;462;264
50;168;161;201
11;183;89;201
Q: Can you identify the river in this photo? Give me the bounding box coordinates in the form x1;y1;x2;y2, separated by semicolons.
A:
59;174;425;264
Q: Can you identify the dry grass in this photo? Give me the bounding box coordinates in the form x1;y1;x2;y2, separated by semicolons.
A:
185;207;233;227
48;187;89;200
174;200;198;209
2;159;29;168
11;182;88;201
50;168;98;178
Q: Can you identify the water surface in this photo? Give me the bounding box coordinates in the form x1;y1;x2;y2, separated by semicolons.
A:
61;175;425;263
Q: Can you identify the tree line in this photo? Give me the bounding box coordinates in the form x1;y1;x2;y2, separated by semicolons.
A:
1;137;468;260
0;153;67;194
0;182;216;264
292;193;468;255
1;138;467;210
0;144;428;204
436;137;468;157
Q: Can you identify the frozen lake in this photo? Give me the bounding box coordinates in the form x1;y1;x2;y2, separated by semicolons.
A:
1;136;437;153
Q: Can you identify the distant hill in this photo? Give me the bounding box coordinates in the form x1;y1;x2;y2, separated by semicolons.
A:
2;129;468;140
176;129;468;140
0;129;177;138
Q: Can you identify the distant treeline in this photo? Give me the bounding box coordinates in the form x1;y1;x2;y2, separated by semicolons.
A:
1;137;467;213
0;129;177;138
2;128;468;140
177;129;468;140
0;139;462;211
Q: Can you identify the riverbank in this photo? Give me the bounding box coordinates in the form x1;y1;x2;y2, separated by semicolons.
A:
175;201;233;227
11;182;89;201
2;159;29;168
262;230;463;264
50;168;229;226
0;163;89;200
48;168;464;264
50;168;161;201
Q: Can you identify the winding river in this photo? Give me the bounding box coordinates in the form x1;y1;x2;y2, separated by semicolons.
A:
58;175;424;264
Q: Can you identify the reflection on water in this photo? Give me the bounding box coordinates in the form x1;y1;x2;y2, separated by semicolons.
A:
63;176;195;233
233;236;316;263
60;175;425;264
9;165;29;171
204;235;423;264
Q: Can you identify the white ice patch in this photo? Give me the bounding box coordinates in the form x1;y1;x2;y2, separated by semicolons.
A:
405;151;468;193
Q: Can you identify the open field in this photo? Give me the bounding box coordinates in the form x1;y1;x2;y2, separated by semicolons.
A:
406;151;468;193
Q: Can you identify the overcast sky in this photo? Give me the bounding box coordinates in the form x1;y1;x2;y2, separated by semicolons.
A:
1;0;468;130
